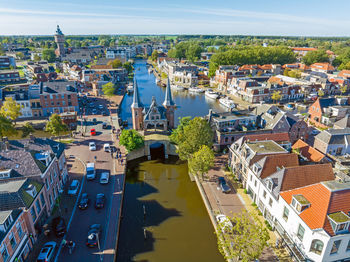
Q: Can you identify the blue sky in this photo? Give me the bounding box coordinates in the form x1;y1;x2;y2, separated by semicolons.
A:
0;0;350;36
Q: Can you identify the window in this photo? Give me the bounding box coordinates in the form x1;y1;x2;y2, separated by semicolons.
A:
310;239;324;255
269;198;273;207
40;193;45;207
283;206;289;221
9;233;16;249
347;240;350;252
16;222;23;238
45;178;49;190
297;224;305;241
49;194;53;207
250;175;252;181
263;191;267;199
330;240;341;255
30;207;37;222
1;246;9;262
50;173;53;184
35;200;41;214
254;180;257;187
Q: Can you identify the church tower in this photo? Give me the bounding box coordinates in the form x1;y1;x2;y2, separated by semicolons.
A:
54;25;65;57
163;78;176;130
131;77;144;130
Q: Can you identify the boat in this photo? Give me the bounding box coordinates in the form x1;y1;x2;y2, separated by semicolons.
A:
204;90;219;100
126;83;133;93
172;85;184;91
219;97;236;110
188;87;204;93
148;68;153;74
155;79;160;84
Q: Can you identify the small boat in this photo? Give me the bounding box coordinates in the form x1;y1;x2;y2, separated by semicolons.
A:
155;79;160;84
219;97;236;110
188;87;204;93
148;68;153;74
205;90;219;100
172;85;184;91
126;83;133;93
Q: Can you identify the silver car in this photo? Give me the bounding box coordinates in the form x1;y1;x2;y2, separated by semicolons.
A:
37;241;57;262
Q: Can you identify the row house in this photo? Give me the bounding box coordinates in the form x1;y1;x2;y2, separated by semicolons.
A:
291;47;317;57
166;63;198;85
1;90;32;118
0;56;16;69
214;66;245;92
310;63;335;74
106;46;136;61
239;64;281;76
282;63;310;71
157;57;179;73
0;71;24;85
173;71;198;87
314;128;350;156
62;64;82;81
292;139;328;164
255;105;309;143
238;83;270;103
0;137;68;242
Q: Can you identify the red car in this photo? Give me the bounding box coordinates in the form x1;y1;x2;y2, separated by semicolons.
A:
90;129;96;136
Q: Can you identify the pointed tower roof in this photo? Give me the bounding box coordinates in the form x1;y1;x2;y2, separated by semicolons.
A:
163;77;175;107
131;77;143;109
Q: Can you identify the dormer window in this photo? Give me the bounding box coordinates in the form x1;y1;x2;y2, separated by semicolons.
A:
291;194;310;213
253;164;261;174
266;178;273;191
25;184;37;198
328;212;350;234
35;151;52;166
0;169;11;179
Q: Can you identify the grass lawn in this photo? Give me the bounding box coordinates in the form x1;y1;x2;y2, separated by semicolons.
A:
8;129;70;140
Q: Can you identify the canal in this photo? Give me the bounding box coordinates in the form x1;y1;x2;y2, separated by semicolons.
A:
116;60;224;262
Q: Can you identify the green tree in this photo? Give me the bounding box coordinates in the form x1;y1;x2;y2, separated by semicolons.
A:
170;116;192;144
122;62;133;74
318;89;325;97
341;85;348;94
33;54;41;62
119;129;144;152
0;97;22;122
16;52;24;60
102;82;115;97
42;49;56;62
45;114;68;137
176;117;213;161
188;145;214;180
21;122;34;138
302;50;329;66
151;50;159;62
108;58;122;68
216;211;270;262
271;91;282;103
0;115;16;140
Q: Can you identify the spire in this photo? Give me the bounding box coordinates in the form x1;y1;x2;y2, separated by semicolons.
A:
163;77;175;107
131;77;142;108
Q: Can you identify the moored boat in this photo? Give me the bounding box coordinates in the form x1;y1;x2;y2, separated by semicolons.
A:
219;97;236;110
188;87;204;93
204;90;219;99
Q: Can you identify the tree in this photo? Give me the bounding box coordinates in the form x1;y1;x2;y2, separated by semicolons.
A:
45;114;68;137
302;50;329;66
216;211;270;262
16;52;24;60
151;50;159;62
318;89;325;97
42;49;56;62
119;129;144;152
122;62;133;74
108;58;122;68
0;115;16;140
0;97;22;122
188;145;214;180
102;82;115;97
21;122;34;138
33;54;41;62
170;116;191;144
341;85;348;94
271;91;282;103
176;117;213;161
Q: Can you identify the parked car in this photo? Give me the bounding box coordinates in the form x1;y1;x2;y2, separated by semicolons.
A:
102;111;108;116
90;128;96;136
78;193;90;210
37;241;57;262
102;122;108;129
86;162;96;180
92;109;97;115
86;224;102;247
93;118;97;124
103;143;111;152
68;180;80;195
100;172;110;184
89;142;96;151
216;214;233;233
95;193;105;209
51;217;66;237
217;177;231;194
98;104;104;110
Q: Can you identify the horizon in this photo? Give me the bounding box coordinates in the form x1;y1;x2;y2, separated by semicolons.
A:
1;0;350;36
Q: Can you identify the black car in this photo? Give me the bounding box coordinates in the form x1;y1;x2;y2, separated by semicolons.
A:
86;224;102;247
51;216;66;237
102;122;108;129
95;193;105;209
92;118;97;124
78;193;90;210
102;111;108;116
217;177;231;194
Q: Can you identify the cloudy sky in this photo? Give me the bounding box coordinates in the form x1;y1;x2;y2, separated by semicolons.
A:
0;0;349;36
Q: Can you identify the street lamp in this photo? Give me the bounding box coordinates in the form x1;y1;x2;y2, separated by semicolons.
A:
96;233;103;262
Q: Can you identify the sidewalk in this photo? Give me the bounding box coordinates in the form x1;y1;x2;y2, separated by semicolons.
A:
200;154;292;262
26;155;85;262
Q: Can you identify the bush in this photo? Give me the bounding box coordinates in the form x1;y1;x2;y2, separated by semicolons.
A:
243;189;248;194
251;202;257;207
264;220;273;231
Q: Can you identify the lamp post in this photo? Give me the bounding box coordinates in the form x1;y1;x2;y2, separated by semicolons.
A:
96;233;103;262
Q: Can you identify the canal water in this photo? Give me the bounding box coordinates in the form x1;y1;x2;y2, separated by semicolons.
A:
119;59;224;127
116;60;224;262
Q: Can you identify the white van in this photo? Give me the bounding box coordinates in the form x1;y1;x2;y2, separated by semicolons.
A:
86;162;96;180
100;172;110;184
103;143;111;152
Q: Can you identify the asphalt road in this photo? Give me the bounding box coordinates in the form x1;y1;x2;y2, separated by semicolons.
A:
56;102;119;261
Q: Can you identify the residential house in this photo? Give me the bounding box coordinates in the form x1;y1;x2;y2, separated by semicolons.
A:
334;115;350;129
277;180;350;262
0;56;16;69
106;46;136;60
0;71;24;85
1;90;32;118
292;139;328;164
310;63;335;74
314;128;350;156
291;47;317;57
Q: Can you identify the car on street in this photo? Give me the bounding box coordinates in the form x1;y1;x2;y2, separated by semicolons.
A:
89;102;94;107
102;111;108;116
37;241;57;262
78;193;90;210
103;143;111;152
217;177;231;194
102;122;108;129
100;172;110;184
95;193;105;209
92;109;97;115
93;118;97;124
89;142;96;151
86;162;96;180
68;180;80;195
98;104;104;110
216;214;233;234
51;217;66;237
86;224;102;247
90;128;96;136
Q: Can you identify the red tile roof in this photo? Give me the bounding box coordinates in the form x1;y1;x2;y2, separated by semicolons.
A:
310;63;334;72
243;133;290;143
280;181;350;236
291;47;317;52
292;139;326;163
338;70;350;79
259;154;299;179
